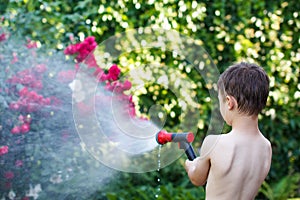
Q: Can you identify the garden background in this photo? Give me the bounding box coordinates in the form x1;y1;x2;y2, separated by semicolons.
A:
0;0;299;199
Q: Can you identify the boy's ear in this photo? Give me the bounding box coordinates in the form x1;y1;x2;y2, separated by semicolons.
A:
226;95;236;110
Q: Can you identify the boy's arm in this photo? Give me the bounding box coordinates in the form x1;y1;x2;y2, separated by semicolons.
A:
185;135;216;186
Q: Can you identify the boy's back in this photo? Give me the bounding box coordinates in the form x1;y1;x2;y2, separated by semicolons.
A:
205;132;272;200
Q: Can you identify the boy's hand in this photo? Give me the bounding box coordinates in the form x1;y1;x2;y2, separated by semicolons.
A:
184;159;194;173
184;135;218;186
184;157;209;186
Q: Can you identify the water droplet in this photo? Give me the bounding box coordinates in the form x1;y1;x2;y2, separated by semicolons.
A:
155;145;162;199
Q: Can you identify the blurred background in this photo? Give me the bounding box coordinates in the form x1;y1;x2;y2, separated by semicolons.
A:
0;0;299;199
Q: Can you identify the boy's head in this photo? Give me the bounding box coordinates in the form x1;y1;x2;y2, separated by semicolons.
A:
217;62;269;116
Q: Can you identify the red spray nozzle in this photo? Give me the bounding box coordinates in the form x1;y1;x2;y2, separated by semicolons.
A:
156;130;194;145
156;130;197;160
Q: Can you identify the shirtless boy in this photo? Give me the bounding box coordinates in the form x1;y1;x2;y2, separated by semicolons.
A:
185;62;272;199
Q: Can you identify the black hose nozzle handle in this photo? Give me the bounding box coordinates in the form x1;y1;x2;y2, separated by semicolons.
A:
178;141;197;161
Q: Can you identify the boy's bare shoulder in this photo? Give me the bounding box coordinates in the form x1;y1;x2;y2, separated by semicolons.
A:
261;134;272;146
200;134;222;158
200;132;271;159
261;134;272;156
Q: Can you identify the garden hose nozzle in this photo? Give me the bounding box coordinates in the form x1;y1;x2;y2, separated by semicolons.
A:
156;130;196;161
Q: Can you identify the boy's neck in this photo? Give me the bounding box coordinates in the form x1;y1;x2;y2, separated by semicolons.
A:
231;114;259;135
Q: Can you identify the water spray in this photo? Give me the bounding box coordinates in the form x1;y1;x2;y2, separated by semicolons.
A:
156;130;196;161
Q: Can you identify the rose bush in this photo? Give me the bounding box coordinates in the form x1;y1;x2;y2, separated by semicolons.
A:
0;33;136;199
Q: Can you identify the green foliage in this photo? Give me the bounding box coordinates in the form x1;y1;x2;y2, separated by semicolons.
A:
1;0;300;199
103;184;205;200
259;173;300;200
89;161;205;200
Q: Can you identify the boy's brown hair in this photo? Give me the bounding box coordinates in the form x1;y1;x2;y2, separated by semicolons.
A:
217;62;269;116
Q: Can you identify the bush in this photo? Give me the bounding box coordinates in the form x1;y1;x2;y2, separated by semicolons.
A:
0;34;136;199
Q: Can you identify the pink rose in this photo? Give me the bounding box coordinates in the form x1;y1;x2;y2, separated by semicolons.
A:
84;36;97;50
0;146;9;156
64;44;77;55
18;115;24;122
5;182;11;189
84;54;98;68
11;126;21;134
31;80;43;90
19;87;29;96
20;123;30;133
85;36;96;45
26;39;38;49
4;171;14;179
107;64;121;81
9;102;20;111
27;91;39;101
34;64;47;73
128;104;136;117
105;82;114;91
93;67;104;78
64;37;97;63
99;73;108;82
11;52;18;64
77;102;93;115
113;82;123;93
57;70;76;83
15;160;23;167
0;33;6;42
21;74;35;85
122;80;132;90
41;97;51;106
